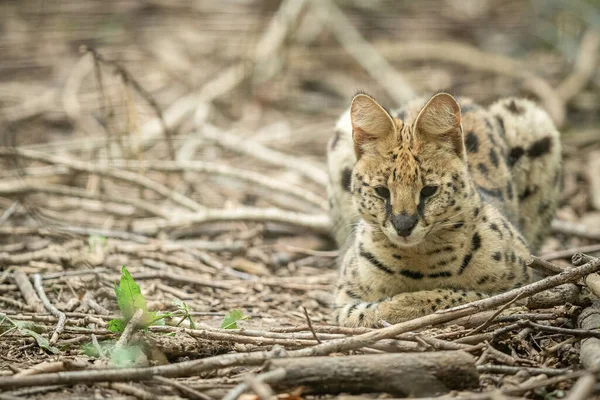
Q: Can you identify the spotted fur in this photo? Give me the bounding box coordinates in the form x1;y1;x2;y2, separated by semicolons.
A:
327;93;561;327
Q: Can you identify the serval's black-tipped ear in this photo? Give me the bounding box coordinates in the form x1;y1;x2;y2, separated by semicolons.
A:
414;93;464;158
350;94;395;159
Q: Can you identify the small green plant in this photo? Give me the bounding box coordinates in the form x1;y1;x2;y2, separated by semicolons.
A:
108;266;163;332
173;299;196;329
221;309;249;329
83;266;200;366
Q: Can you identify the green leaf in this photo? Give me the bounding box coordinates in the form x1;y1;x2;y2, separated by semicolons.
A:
20;328;59;354
220;309;248;329
107;318;126;333
114;266;148;321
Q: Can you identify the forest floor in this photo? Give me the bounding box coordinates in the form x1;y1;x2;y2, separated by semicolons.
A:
0;1;600;399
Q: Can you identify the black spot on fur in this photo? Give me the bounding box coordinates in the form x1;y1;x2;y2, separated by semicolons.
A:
492;252;502;261
341;168;352;192
428;271;452;278
489;148;499;168
465;132;479;153
506;182;514;200
471;232;481;251
346;290;361;299
458;253;473;275
477;276;490;285
508;147;525;166
519;186;537;201
400;269;424;280
527;137;552;158
347;303;359;316
478;163;489;175
474;207;480;217
490;223;503;239
453;222;465;229
506;100;524;114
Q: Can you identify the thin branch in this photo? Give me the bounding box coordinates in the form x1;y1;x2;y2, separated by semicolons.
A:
200;124;328;187
32;274;66;345
109;159;328;210
84;46;175;160
0;147;203;212
302;307;321;344
114;309;144;350
0;180;168;218
12;270;45;313
552;219;600;241
132;207;330;236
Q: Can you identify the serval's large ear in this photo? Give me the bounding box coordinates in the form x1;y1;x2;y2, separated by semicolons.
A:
350;94;395;159
414;93;464;158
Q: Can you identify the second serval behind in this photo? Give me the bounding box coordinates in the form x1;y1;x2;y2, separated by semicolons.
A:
327;92;561;327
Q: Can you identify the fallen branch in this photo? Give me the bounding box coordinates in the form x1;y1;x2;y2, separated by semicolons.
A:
573;253;600;298
263;352;478;396
12;270;44;313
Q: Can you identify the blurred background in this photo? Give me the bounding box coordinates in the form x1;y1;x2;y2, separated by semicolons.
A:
1;0;598;148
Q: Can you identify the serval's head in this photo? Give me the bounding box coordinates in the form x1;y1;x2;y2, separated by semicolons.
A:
350;92;471;247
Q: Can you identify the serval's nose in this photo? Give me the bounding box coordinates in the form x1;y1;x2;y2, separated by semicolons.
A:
391;213;418;237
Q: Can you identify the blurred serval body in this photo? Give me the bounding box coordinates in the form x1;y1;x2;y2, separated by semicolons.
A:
327;92;561;327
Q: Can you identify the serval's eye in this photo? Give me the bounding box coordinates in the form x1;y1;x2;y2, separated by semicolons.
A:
375;186;390;199
420;185;439;198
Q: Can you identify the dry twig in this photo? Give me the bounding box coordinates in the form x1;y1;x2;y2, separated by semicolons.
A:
32;273;66;345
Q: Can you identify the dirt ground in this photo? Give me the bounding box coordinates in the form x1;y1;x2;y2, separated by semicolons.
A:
0;0;600;399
